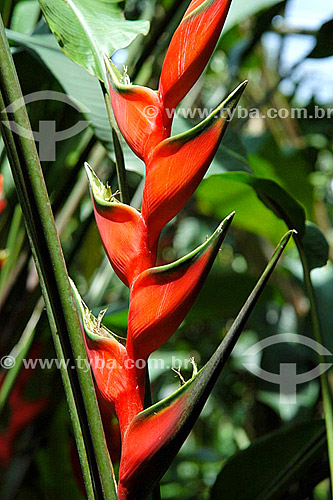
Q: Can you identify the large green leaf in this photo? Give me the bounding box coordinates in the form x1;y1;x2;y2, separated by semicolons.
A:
211;420;326;500
197;172;330;270
7;31;109;138
247;136;314;219
197;172;305;242
38;0;149;81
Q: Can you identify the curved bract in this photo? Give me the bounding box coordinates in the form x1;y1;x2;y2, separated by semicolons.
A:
159;0;232;115
142;82;247;248
85;163;156;288
127;214;234;361
105;57;168;162
72;281;144;435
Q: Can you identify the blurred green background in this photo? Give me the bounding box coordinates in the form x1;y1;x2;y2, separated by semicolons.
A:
0;0;333;498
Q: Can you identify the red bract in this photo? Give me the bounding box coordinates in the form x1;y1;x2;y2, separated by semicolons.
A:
159;0;232;115
106;59;167;162
107;0;233;157
126;215;234;362
72;285;144;435
118;393;189;500
85;165;156;287
142;83;246;248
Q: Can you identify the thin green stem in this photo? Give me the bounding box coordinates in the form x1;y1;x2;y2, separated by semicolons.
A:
295;236;333;497
103;87;130;205
0;15;116;499
0;203;24;294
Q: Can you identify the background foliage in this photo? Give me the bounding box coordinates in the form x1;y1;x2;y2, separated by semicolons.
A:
0;0;333;498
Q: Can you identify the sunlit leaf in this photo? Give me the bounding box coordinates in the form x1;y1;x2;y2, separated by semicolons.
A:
38;0;149;81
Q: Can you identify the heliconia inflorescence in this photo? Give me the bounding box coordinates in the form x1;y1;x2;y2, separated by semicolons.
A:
72;0;290;498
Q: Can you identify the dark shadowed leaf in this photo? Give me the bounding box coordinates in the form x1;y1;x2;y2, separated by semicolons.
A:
210;420;326;500
307;19;333;59
302;221;329;270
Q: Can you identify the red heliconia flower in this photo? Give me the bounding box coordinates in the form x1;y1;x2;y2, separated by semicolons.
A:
77;0;272;498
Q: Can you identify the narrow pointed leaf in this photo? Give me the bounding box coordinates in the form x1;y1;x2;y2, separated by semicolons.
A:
118;230;295;500
71;281;144;435
159;0;232;114
85;163;156;287
142;82;247;248
127;213;234;361
105;57;168;162
38;0;149;81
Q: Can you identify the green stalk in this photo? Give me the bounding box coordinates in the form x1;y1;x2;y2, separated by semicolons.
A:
103;87;130;205
0;16;116;499
0;203;24;294
295;236;333;497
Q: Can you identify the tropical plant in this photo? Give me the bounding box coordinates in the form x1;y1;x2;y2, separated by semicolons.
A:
0;0;332;499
